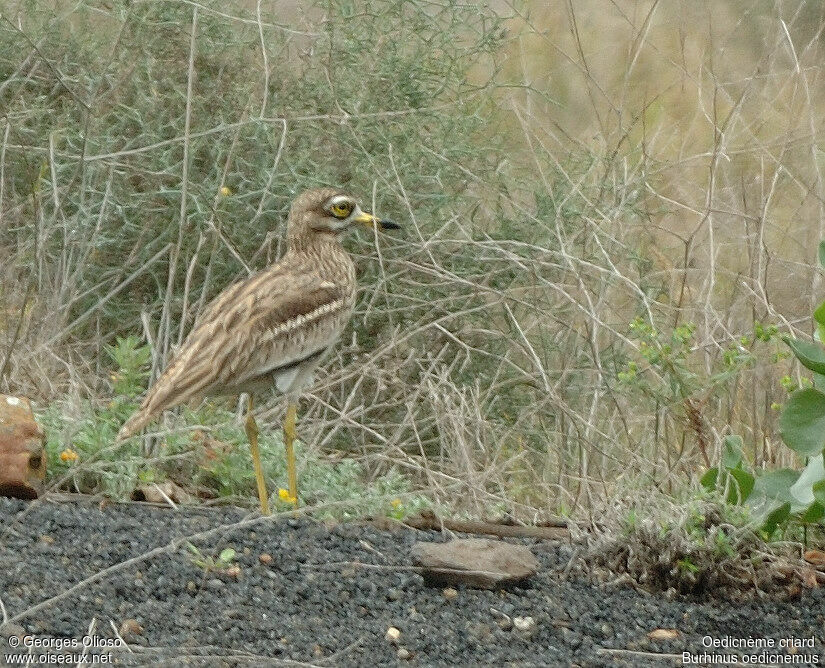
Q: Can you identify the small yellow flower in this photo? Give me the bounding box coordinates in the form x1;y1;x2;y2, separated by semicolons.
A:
390;498;402;509
60;448;79;462
278;488;296;503
219;186;233;197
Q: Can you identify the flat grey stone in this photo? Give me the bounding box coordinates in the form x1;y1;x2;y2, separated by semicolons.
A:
412;538;539;589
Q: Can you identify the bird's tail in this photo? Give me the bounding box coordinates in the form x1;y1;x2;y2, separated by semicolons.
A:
116;348;204;442
116;407;156;442
116;369;190;442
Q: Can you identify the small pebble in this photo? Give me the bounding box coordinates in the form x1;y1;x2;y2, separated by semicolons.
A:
514;616;537;637
387;588;401;601
207;578;224;590
259;553;273;565
397;648;411;660
443;587;458;600
119;618;143;638
186;581;196;593
385;626;402;644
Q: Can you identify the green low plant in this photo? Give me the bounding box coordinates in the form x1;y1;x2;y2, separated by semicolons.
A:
700;435;755;506
186;544;237;573
701;240;825;539
42;336;431;517
700;432;823;538
617;316;769;471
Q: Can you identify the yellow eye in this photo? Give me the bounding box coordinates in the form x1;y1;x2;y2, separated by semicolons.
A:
330;201;353;218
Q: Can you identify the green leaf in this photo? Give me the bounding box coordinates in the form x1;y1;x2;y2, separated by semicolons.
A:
815;373;825;394
789;454;825;510
819;240;825;269
218;548;236;563
749;470;798;535
800;501;825;523
677;558;699;574
700;467;718;491
761;502;791;537
814;300;825;328
722;435;743;469
749;469;800;505
783;336;825;375
814;479;825;508
779;389;825;456
727;468;754;504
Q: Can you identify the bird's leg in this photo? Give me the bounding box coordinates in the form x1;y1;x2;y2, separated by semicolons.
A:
283;401;299;506
245;395;270;515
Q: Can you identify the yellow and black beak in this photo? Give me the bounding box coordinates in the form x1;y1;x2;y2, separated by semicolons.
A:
352;209;400;231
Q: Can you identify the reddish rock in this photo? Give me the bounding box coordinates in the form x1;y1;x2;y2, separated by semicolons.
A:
0;395;46;499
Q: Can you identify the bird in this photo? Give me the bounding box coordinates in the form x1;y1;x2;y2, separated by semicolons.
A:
117;188;399;514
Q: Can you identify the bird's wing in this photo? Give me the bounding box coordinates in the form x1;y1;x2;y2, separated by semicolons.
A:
117;259;350;440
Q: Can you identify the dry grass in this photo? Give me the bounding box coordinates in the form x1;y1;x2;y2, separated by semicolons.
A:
1;0;825;522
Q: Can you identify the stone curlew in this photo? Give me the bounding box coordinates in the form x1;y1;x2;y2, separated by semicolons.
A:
117;188;399;513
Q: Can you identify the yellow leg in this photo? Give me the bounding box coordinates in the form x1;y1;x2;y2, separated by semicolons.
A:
284;402;299;507
244;395;270;515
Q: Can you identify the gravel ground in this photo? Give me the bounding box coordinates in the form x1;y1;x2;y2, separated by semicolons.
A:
0;497;823;667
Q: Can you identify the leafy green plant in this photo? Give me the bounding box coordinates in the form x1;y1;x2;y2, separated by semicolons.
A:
105;336;152;399
186;544;237;573
677;557;699;574
701;240;825;538
618;318;766;467
39;337;152;496
700;433;824;538
749;241;825;535
41;333;432;516
700;435;755;506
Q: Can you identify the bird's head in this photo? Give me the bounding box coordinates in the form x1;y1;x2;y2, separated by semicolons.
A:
287;188;399;245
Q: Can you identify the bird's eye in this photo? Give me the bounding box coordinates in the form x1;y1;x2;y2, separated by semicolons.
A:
330;201;353;218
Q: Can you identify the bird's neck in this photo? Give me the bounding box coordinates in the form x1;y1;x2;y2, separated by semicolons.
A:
287;232;355;282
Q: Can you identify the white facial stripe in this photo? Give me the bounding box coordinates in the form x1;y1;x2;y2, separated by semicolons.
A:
326;195;354;210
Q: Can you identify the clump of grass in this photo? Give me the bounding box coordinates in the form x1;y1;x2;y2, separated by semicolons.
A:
579;497;816;600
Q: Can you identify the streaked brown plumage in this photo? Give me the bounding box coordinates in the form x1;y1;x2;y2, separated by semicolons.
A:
117;187;398;512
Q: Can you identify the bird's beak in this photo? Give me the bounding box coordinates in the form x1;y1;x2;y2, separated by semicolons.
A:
352;209;400;231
